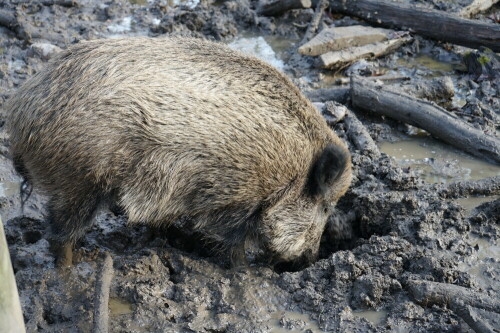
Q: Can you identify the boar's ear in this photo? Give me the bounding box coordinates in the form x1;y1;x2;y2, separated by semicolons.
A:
306;144;348;198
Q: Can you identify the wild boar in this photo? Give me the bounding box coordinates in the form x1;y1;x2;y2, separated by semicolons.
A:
5;37;351;267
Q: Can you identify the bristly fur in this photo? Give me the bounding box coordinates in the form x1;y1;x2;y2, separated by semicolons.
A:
5;36;352;265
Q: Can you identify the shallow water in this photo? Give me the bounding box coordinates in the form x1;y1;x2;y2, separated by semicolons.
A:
109;297;134;316
0;181;20;198
379;135;500;184
396;52;458;77
269;311;322;333
352;309;388;327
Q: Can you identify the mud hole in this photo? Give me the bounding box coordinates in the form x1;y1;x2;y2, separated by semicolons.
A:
0;0;499;332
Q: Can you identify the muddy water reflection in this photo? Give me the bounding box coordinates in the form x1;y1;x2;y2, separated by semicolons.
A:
379;136;500;183
109;297;134;316
0;181;20;198
269;311;322;333
352;309;388;326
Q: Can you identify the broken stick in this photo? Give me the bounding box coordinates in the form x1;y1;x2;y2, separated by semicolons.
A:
300;0;328;45
327;0;500;52
450;300;496;333
299;25;392;56
257;0;311;16
437;176;500;198
318;36;411;69
407;280;500;314
93;253;114;333
350;77;500;164
344;109;381;157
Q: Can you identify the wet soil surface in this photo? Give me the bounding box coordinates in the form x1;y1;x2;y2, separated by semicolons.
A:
1;0;499;332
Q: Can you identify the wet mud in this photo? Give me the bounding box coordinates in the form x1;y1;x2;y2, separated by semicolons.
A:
0;0;499;332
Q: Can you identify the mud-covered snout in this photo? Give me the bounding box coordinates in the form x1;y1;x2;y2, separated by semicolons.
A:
273;248;318;272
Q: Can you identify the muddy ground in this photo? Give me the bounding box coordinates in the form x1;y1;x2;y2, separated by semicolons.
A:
0;0;499;332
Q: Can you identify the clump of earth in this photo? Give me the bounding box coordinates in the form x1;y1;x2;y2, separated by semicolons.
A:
0;0;499;332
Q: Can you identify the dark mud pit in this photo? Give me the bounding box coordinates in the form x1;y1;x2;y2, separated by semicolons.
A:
1;0;499;332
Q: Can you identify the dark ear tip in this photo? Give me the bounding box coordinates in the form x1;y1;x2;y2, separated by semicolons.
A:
307;143;349;197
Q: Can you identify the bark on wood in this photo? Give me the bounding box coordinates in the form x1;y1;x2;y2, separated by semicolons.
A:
407;280;500;314
0;217;26;333
328;0;500;52
437;176;500;198
318;36;411;69
299;25;392;56
300;0;328;45
344;109;381;157
458;0;499;18
305;87;349;103
257;0;311;16
93;253;114;333
350;77;500;164
401;77;455;103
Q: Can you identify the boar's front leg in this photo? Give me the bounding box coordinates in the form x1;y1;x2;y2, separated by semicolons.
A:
47;186;102;268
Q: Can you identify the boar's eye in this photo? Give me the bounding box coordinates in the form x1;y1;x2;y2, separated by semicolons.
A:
306;144;349;198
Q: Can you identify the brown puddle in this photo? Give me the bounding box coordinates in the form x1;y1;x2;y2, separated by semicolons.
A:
109;297;134;316
352;309;388;327
379;136;500;184
0;181;20;198
269;311;322;332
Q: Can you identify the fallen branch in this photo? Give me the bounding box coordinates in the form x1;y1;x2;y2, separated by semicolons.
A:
300;0;328;45
407;280;500;314
299;25;392;56
328;0;500;52
93;253;114;333
350;77;500;164
344;109;381;157
437;176;500;198
318;36;411;69
458;0;499;18
257;0;311;16
450;300;496;333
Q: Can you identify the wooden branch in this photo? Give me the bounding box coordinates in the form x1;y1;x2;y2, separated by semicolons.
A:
407;280;500;314
458;0;499;18
437;176;500;198
318;36;411;69
300;0;328;45
93;253;114;333
257;0;311;16
299;25;392;56
350;77;500;164
0;217;26;333
450;300;496;333
328;0;500;52
344;109;381;157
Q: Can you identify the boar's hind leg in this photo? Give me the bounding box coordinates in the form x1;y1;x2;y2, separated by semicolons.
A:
48;187;101;268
